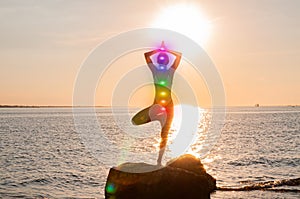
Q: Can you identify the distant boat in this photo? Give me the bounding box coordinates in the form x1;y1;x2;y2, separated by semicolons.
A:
255;104;259;107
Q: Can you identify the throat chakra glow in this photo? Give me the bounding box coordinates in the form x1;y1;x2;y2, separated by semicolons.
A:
159;66;166;70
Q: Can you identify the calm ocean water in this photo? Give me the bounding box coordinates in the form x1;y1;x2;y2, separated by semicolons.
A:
0;107;299;198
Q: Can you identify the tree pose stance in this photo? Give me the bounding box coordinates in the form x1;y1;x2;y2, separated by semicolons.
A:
132;42;181;165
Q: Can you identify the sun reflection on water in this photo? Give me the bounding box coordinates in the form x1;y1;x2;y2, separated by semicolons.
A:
152;104;218;161
126;103;225;165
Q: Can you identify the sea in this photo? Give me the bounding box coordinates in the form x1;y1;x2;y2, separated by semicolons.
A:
0;106;299;199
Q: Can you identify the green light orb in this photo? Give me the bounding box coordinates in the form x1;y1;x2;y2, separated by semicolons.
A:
106;182;116;194
158;80;167;86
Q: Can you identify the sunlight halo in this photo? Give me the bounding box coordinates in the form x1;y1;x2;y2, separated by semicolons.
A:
152;3;211;46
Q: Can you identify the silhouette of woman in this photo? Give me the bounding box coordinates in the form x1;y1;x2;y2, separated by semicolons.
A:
131;42;182;165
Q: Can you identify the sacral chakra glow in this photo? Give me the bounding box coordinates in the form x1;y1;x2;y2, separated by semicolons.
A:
160;100;166;104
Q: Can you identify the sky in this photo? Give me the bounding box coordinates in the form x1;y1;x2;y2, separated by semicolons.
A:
0;0;299;107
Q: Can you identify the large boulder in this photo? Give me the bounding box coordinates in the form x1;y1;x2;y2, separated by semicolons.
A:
105;154;216;199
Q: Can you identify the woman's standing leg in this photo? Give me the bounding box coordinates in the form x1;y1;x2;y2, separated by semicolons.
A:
157;104;174;165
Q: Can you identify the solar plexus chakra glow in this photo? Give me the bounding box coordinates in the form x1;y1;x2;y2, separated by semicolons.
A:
156;87;170;100
160;91;167;96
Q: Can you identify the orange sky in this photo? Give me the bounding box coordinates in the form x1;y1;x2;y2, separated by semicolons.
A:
0;0;299;106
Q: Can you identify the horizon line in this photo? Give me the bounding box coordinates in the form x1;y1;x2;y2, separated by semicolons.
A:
0;104;299;108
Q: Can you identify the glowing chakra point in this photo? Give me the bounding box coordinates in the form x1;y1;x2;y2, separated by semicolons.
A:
160;91;167;96
158;80;167;86
160;99;166;104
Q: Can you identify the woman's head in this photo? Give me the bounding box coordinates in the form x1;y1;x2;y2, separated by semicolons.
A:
157;52;169;65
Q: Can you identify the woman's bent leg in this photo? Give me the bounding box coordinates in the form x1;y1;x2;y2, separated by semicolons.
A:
131;106;151;125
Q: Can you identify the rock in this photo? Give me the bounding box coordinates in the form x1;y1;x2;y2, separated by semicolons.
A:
167;154;217;193
105;154;216;199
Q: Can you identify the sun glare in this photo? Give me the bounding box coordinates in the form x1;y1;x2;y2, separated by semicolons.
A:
152;4;211;46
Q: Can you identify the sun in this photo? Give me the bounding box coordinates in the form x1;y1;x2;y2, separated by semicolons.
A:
152;4;211;46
